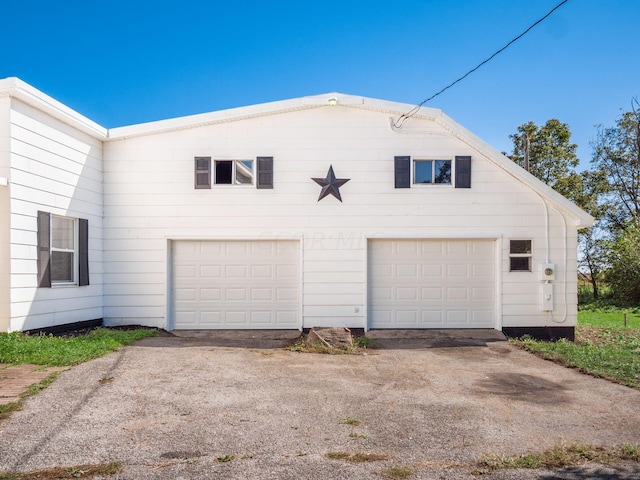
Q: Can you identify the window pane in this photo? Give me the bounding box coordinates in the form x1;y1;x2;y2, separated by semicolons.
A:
52;216;74;249
215;161;233;184
434;160;452;184
510;240;532;254
510;257;531;272
51;251;74;282
235;160;253;184
414;160;433;184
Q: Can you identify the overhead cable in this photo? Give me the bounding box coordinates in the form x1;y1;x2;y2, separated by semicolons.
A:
391;0;569;129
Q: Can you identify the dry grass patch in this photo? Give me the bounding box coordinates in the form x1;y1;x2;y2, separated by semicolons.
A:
0;461;122;479
326;451;390;462
377;465;414;478
476;443;640;473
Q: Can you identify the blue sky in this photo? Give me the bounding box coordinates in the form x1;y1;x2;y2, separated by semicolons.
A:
2;0;638;169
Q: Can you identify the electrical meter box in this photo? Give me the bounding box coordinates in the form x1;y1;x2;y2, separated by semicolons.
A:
541;263;555;281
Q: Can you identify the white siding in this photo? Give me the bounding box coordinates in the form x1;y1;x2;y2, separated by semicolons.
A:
7;98;103;331
103;105;580;330
0;97;9;331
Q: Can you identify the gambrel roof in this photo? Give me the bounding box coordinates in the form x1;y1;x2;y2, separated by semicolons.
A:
0;78;594;227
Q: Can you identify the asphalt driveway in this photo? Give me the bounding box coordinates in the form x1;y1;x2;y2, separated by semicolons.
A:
1;330;640;479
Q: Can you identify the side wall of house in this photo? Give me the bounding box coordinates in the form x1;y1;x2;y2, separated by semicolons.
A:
0;97;10;331
8;98;103;331
103;105;579;330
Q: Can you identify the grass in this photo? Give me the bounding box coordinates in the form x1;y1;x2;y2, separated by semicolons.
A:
578;309;640;328
510;305;640;389
0;327;157;422
477;443;640;473
216;454;235;463
0;328;157;367
0;372;63;420
513;327;640;388
0;461;122;479
289;335;378;355
378;466;414;478
339;417;362;426
325;452;390;462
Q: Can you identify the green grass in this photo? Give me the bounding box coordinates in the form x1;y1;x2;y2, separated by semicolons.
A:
513;306;640;388
578;309;640;328
0;328;157;367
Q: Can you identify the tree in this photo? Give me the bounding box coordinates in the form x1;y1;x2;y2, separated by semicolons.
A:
509;119;582;204
606;224;640;304
590;102;640;304
591;102;640;232
509;119;605;300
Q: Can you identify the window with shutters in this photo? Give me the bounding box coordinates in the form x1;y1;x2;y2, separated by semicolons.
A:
395;156;471;189
195;156;272;189
214;160;253;185
37;212;89;287
413;159;452;185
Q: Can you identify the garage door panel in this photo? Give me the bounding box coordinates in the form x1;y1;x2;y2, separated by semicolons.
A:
421;310;444;324
446;287;468;301
446;310;469;324
421;287;443;300
369;239;495;329
397;264;418;277
172;240;300;329
421;265;443;277
200;311;221;325
201;265;222;278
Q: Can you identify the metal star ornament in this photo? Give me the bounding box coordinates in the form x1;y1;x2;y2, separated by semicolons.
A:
312;165;350;202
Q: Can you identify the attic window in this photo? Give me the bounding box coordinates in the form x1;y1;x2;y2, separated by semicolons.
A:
414;160;452;185
215;160;253;185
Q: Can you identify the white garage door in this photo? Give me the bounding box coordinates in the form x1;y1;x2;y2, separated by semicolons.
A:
171;240;300;329
368;239;495;328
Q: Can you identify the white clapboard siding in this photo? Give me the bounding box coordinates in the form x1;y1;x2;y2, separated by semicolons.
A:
99;103;585;330
7;96;104;331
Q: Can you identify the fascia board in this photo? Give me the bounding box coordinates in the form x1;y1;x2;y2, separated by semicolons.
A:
431;109;595;228
106;92;442;140
0;77;107;140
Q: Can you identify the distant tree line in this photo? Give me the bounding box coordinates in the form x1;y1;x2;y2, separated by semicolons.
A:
508;100;640;305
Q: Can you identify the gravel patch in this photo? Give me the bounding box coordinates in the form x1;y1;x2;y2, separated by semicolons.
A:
1;334;640;479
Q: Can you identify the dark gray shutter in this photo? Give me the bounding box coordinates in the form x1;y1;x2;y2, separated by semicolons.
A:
394;156;411;188
455;156;471;188
194;157;211;189
78;218;89;286
256;157;273;189
37;211;51;288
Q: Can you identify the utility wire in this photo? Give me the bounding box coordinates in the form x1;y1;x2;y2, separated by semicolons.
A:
392;0;569;129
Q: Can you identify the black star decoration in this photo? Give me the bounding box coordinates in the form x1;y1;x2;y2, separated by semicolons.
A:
312;165;350;202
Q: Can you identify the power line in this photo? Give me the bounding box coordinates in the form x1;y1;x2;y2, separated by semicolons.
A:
391;0;569;129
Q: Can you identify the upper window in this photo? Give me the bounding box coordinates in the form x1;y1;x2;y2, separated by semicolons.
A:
509;240;532;272
51;215;76;283
215;160;253;185
414;160;452;185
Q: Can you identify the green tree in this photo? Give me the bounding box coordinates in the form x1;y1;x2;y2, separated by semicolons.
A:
509;119;582;204
510;119;605;300
591;104;640;231
590;102;640;304
606;225;640;304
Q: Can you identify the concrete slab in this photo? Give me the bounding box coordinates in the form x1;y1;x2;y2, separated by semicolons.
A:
367;328;507;348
